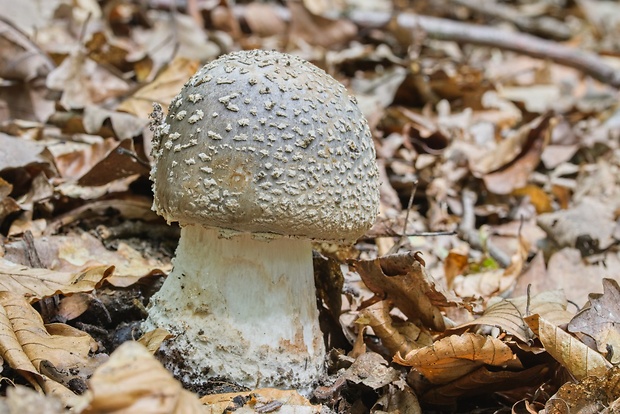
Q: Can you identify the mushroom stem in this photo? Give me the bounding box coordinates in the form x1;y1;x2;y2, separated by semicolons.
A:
144;224;326;392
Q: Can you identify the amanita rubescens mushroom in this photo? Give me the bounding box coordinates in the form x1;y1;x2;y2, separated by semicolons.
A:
144;49;380;392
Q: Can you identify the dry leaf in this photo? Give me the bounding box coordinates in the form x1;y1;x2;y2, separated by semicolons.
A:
343;352;400;389
420;364;549;406
545;365;620;414
394;333;515;384
0;291;97;406
453;290;573;343
525;313;611;380
117;58;200;120
358;300;427;357
289;2;357;48
81;341;204;414
568;279;620;363
351;252;451;332
138;328;173;354
46;49;130;109
0;258;112;303
77;139;149;187
537;197;617;251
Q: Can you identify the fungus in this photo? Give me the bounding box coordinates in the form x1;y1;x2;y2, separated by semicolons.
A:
144;50;380;393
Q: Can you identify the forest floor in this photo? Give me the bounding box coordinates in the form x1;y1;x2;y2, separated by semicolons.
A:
0;0;620;413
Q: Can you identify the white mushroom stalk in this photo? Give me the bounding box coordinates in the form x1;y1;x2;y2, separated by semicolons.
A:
144;225;323;391
144;49;380;393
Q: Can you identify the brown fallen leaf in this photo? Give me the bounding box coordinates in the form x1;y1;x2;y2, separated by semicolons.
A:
117;57;200;120
525;313;611;380
81;341;205;414
351;252;453;332
358;300;431;358
568;278;620;364
138;328;173;354
77;139;149;187
0;291;97;406
372;383;422;414
394;333;515;384
471;113;553;195
0;258;112;303
46;49;130;109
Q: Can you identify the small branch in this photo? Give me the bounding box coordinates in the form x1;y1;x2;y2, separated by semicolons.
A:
230;5;620;88
348;9;620;88
451;0;571;41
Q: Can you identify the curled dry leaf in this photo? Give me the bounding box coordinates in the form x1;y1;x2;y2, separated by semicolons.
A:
568;279;620;363
358;300;430;358
81;341;204;414
351;252;454;332
0;291;97;406
0;258;112;303
452;290;573;343
394;333;515;384
525;313;611;380
288;2;357;48
137;328;173;354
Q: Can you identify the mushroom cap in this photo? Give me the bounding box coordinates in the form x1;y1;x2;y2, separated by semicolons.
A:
151;49;380;243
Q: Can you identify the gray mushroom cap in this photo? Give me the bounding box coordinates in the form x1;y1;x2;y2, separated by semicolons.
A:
151;49;380;243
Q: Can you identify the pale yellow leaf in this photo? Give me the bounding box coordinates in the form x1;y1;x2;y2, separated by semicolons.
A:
138;328;173;354
525;313;611;380
0;257;112;303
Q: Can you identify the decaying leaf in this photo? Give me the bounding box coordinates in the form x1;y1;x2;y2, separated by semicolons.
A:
351;252;454;332
0;258;112;303
0;291;98;406
81;341;204;413
545;365;620;414
525;313;611;380
394;333;515;384
568;279;620;363
343;351;400;389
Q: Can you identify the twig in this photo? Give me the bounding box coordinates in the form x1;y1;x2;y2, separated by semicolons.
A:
451;0;571;41
458;189;512;267
348;9;620;88
230;5;620;88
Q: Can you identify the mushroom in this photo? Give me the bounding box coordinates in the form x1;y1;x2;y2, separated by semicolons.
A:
144;49;380;393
